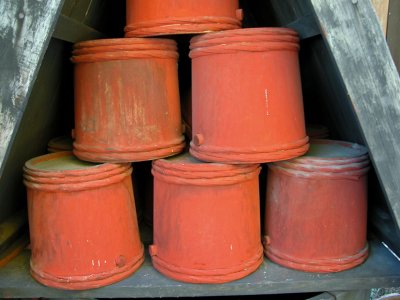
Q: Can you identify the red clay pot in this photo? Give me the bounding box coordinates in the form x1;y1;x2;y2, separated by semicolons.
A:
150;153;263;283
306;124;330;139
125;0;242;37
264;140;370;273
189;28;309;164
47;135;73;153
71;38;185;163
23;152;144;290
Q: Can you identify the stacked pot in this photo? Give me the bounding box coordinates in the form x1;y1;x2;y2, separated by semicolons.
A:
23;0;370;290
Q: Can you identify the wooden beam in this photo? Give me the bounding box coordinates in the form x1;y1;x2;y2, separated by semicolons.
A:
0;0;64;178
310;0;400;230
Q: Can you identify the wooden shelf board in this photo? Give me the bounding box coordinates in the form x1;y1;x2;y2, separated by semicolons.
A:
0;240;399;298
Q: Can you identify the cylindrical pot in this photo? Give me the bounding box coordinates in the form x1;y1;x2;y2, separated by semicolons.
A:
264;139;370;273
47;135;73;153
71;38;185;163
24;152;144;290
306;124;329;139
125;0;242;37
189;28;309;164
150;154;263;283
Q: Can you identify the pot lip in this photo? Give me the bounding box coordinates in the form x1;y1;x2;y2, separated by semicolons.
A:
153;152;259;173
74;37;176;50
191;27;298;44
24;152;127;177
273;139;369;169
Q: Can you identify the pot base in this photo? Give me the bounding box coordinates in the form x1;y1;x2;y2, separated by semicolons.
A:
125;16;241;37
74;142;185;163
189;137;309;164
264;244;369;273
31;249;145;290
151;250;263;284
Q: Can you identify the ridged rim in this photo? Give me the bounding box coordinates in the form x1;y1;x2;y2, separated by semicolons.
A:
152;153;260;185
273;139;369;170
151;247;263;283
190;27;298;44
125;16;241;37
189;28;299;58
30;247;144;290
23;152;131;190
72;38;178;63
264;244;368;273
73;37;177;50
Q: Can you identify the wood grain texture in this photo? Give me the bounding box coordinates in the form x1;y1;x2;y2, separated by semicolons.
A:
371;0;389;34
0;0;63;178
0;240;398;297
310;0;400;230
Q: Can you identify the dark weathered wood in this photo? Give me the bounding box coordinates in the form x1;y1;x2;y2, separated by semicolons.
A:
286;14;320;40
0;240;398;298
53;14;105;43
0;210;26;254
387;0;400;71
310;0;400;231
0;0;63;212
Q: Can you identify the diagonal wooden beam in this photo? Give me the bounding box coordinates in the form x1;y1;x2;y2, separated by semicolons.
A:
0;0;64;178
310;0;400;230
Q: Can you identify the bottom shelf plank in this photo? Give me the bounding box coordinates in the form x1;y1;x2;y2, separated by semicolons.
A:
0;240;399;298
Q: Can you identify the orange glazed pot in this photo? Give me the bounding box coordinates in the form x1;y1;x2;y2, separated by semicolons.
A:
151;154;263;283
264;140;370;273
125;0;242;37
189;28;309;164
71;38;185;163
23;152;144;290
47;135;73;153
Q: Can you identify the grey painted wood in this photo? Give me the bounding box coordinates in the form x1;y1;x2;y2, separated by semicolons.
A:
0;0;63;181
0;240;398;298
310;0;400;231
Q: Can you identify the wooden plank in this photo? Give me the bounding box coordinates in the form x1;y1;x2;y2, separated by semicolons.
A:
0;0;63;180
0;240;398;298
371;0;390;35
310;0;400;231
387;0;400;71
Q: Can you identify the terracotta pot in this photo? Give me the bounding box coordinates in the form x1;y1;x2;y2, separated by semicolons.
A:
150;153;263;283
23;152;144;290
47;135;73;153
264;140;370;273
125;0;242;37
47;136;144;221
71;38;185;163
189;28;309;164
306;124;330;139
